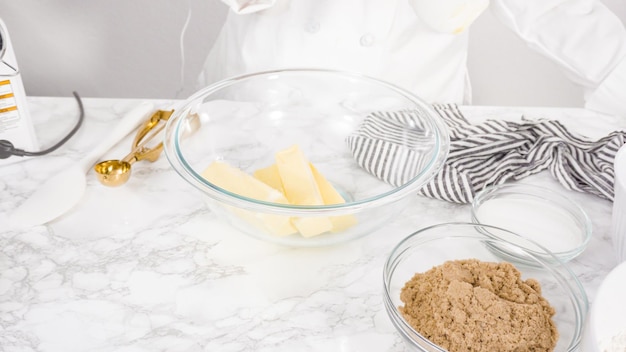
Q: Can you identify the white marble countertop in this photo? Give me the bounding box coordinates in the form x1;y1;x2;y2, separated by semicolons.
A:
1;97;625;352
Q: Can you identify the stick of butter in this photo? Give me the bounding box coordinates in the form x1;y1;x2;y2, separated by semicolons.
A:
275;145;333;237
275;145;326;206
309;163;358;233
253;164;284;194
201;146;358;238
254;162;345;237
201;161;297;236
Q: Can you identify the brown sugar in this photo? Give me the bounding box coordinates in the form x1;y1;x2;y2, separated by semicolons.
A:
399;259;558;352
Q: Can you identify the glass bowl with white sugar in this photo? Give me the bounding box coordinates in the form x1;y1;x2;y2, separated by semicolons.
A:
471;183;592;265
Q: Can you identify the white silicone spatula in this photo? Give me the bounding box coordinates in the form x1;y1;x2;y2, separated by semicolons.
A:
9;102;155;228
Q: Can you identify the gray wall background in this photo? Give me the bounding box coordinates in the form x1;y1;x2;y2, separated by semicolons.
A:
1;0;625;107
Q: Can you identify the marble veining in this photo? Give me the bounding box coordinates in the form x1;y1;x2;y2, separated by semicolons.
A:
1;97;625;351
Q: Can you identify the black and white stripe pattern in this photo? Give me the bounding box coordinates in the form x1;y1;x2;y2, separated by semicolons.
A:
346;109;434;187
347;104;626;204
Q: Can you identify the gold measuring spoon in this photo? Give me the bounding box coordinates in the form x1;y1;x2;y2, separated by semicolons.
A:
95;109;173;187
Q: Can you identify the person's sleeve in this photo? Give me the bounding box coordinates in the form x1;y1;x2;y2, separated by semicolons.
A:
219;0;275;14
490;0;626;117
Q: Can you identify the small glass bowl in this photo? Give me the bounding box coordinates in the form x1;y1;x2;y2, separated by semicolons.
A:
383;222;588;352
471;183;592;265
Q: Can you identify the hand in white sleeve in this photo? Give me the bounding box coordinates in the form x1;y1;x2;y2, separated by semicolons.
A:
409;0;490;34
220;0;275;14
490;0;626;117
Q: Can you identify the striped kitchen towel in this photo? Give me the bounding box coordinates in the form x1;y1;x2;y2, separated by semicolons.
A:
346;110;436;187
346;104;626;204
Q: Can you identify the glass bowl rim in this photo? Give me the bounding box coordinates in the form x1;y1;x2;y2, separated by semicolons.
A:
470;183;593;259
163;68;451;215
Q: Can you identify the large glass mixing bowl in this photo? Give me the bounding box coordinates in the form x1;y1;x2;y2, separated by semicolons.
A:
163;69;450;246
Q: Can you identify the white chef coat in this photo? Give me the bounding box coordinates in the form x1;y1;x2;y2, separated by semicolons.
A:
200;0;626;117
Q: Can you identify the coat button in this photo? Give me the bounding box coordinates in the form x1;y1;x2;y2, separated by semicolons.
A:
305;21;320;34
359;33;374;47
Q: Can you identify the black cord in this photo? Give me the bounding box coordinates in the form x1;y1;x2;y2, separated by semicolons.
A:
0;91;85;159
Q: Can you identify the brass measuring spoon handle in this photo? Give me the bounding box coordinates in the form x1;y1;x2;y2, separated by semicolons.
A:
131;109;174;162
120;149;139;165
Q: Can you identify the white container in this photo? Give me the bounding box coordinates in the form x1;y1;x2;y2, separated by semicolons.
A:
0;18;38;166
581;261;626;352
612;144;626;263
